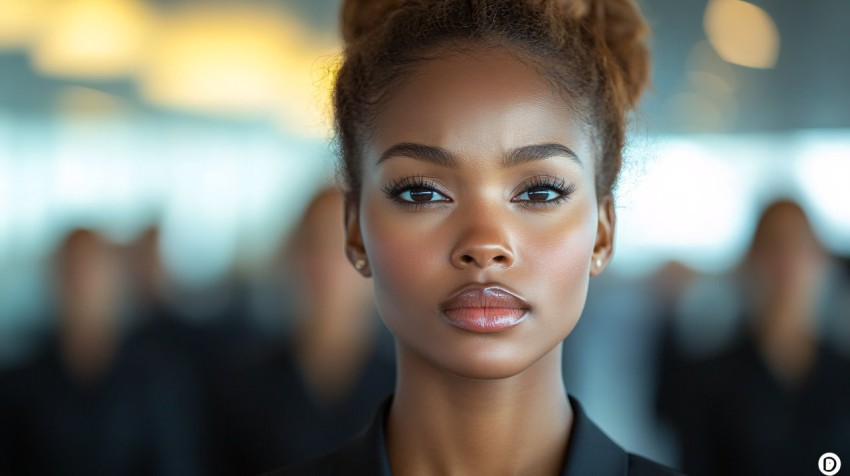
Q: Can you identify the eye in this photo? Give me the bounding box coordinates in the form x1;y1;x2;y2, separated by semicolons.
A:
516;187;561;202
512;177;575;207
382;176;452;207
397;187;449;203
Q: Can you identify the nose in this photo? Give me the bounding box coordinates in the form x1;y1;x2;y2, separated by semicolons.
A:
449;222;516;270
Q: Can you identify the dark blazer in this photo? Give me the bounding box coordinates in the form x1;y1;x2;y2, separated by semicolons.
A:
265;395;684;476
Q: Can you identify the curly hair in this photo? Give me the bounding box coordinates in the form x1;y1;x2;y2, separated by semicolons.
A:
335;0;650;201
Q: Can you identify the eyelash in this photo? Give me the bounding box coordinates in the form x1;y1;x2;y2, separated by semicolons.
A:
382;176;447;210
513;177;576;208
382;175;575;209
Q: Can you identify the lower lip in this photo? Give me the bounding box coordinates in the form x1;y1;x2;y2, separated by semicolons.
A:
441;308;528;333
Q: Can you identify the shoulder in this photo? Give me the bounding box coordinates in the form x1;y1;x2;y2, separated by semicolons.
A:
627;454;687;476
0;344;58;396
262;397;391;476
565;396;686;475
260;435;379;476
261;456;333;476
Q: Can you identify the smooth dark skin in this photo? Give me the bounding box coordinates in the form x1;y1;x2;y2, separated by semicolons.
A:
344;48;615;476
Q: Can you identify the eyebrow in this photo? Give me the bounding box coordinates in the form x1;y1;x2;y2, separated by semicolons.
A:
377;142;582;168
377;143;456;167
504;143;582;168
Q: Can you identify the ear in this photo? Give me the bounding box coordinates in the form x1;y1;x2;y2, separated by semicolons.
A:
590;195;615;276
344;194;372;278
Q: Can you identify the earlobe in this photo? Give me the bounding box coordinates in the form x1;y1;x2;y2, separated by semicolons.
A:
590;196;616;276
344;195;372;277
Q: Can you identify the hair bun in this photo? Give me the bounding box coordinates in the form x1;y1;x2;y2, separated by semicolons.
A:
341;0;406;46
559;0;651;108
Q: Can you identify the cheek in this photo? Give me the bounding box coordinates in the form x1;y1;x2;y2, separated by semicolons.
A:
360;195;445;320
521;200;597;326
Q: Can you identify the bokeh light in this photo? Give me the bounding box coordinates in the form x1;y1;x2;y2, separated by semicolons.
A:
31;0;155;78
0;0;50;49
140;5;339;137
704;0;780;69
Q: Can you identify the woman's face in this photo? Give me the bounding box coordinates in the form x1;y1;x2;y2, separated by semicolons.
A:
346;48;614;379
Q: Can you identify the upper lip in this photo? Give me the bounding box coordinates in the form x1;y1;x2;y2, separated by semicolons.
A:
440;283;530;310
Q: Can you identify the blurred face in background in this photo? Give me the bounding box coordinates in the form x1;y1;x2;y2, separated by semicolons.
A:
748;202;828;307
56;230;123;339
293;190;373;321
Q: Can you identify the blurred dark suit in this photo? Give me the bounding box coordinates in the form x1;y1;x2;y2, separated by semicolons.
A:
211;334;395;476
0;334;203;476
662;334;850;476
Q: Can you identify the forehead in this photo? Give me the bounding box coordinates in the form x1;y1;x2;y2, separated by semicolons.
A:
369;48;591;165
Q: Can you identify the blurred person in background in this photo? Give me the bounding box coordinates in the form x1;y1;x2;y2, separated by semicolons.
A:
0;228;202;476
127;226;196;353
125;225;263;376
653;261;702;432
124;225;216;473
212;187;395;475
662;200;850;476
126;226;207;387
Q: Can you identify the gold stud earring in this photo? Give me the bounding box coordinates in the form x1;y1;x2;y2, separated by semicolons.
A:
354;258;367;271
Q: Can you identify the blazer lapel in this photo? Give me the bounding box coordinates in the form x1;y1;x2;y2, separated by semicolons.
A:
560;396;629;476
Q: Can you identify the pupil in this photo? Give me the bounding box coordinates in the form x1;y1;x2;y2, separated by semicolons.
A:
409;188;433;202
528;188;551;201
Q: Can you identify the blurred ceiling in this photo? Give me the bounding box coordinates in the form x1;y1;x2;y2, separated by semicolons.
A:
643;0;850;133
0;0;848;134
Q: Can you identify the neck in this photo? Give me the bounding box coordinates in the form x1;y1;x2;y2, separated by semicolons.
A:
61;316;116;385
754;299;818;387
388;343;571;476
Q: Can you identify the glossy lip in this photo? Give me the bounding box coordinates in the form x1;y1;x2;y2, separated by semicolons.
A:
439;284;531;334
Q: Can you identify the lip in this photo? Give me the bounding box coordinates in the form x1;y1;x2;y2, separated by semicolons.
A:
439;284;531;334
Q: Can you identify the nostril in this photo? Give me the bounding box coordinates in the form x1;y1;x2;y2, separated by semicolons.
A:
454;249;514;269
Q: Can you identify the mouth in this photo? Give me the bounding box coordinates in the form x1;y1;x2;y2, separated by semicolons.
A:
439;284;531;334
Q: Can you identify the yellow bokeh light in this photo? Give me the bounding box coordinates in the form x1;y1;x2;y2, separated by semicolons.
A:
0;0;50;49
141;4;340;135
31;0;155;78
704;0;780;69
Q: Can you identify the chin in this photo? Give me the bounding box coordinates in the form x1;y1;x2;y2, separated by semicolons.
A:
443;359;538;381
426;334;562;381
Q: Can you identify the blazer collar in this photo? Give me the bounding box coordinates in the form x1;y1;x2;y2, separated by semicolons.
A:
560;395;629;476
347;394;629;476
